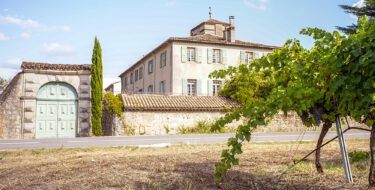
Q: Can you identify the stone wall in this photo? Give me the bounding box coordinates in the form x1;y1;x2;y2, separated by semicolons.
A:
0;69;92;139
110;111;240;136
0;73;23;139
107;110;368;136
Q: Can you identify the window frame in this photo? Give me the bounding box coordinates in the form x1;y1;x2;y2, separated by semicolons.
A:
212;80;222;96
159;81;165;94
130;73;134;84
148;60;153;74
147;85;153;93
212;49;221;63
187;47;196;62
187;79;197;96
245;51;254;63
139;66;143;80
160;51;167;68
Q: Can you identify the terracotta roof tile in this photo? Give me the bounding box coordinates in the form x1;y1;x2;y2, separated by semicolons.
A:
122;95;240;112
22;61;91;71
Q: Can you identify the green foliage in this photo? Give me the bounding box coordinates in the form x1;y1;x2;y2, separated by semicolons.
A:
91;37;103;136
177;120;235;134
0;76;9;92
104;93;123;117
349;151;370;163
211;17;375;182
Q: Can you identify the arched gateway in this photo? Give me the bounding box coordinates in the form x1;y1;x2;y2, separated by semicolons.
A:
36;82;78;138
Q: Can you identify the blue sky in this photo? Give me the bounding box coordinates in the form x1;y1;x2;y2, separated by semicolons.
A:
0;0;360;86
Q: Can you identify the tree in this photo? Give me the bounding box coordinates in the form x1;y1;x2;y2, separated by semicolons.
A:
337;0;375;34
211;17;375;185
91;37;103;136
0;77;9;93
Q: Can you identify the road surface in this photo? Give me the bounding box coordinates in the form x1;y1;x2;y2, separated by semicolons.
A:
0;130;370;150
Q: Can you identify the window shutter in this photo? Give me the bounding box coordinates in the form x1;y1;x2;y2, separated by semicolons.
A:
196;48;202;63
181;46;187;63
240;51;246;64
207;48;213;64
196;79;202;96
182;79;188;95
222;49;227;64
207;80;213;96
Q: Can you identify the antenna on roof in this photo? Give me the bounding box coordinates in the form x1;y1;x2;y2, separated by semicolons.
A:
209;6;212;19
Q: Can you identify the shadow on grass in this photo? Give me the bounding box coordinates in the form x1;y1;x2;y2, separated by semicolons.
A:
132;161;349;190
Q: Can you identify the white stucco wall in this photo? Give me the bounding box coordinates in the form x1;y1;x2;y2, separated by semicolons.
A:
172;42;273;95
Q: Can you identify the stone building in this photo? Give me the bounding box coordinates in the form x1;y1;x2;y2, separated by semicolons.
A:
119;16;278;95
0;62;91;139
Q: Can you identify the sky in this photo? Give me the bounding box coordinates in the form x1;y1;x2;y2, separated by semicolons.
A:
0;0;361;87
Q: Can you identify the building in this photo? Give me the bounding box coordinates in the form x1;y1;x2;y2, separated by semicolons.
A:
0;62;91;139
119;16;278;96
104;81;121;94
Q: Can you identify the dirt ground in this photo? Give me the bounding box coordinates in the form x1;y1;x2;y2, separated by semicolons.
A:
0;139;372;190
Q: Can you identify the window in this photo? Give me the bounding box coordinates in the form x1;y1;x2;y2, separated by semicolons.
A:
139;67;143;80
187;79;197;96
124;77;128;88
213;49;221;63
159;81;165;94
148;85;153;93
148;60;153;74
135;69;139;82
130;73;134;84
245;52;254;63
212;80;222;96
187;47;196;62
160;51;167;68
138;89;143;93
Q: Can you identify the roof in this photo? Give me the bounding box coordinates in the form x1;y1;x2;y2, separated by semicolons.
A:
118;34;279;77
190;19;230;32
122;95;240;112
22;62;91;71
171;34;280;49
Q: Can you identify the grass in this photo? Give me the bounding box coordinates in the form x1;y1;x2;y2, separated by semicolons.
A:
177;120;236;134
0;139;371;189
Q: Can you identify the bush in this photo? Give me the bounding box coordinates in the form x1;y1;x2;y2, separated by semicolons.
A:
177;120;235;134
348;151;370;163
103;93;123;117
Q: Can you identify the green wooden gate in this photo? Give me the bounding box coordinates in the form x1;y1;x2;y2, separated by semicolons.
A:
36;82;78;138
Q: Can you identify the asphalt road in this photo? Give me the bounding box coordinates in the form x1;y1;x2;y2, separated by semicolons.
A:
0;130;370;150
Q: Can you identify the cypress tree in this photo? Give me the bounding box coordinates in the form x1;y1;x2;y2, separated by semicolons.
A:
337;0;375;34
91;37;103;136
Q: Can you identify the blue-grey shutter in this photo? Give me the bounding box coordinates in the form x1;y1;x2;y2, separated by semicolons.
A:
182;79;188;95
196;79;202;96
207;48;213;64
240;51;246;64
222;49;227;64
207;80;213;96
196;48;202;63
181;46;187;63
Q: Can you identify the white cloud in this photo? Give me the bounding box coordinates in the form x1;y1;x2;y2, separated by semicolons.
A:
41;43;76;56
0;15;41;28
0;58;22;69
0;68;19;79
243;0;269;10
353;0;366;8
0;32;9;41
20;32;31;39
0;15;71;32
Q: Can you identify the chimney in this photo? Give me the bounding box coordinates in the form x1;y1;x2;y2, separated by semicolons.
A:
228;16;235;42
